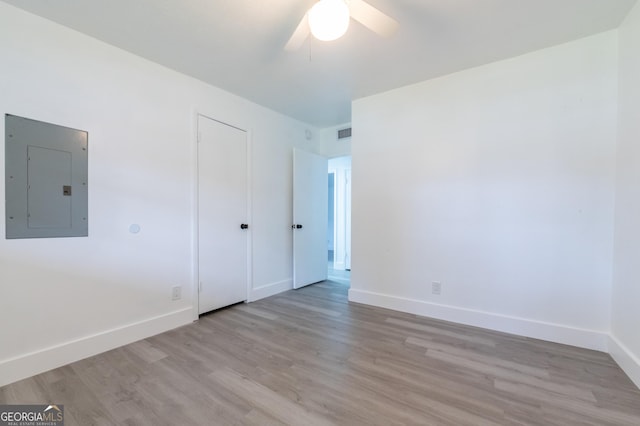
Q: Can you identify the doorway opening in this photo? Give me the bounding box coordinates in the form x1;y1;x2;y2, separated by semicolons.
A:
328;172;335;265
327;156;351;286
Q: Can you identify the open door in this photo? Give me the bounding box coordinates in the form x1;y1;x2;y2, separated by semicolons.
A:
293;149;328;289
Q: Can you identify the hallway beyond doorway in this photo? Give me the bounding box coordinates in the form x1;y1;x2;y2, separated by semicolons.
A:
328;262;350;286
328;156;351;272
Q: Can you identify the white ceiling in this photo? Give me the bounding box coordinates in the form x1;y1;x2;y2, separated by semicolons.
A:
3;0;636;127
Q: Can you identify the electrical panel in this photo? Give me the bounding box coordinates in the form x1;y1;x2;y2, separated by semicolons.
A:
5;114;88;239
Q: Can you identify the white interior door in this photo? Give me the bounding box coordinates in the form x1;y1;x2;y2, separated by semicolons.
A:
198;115;248;314
293;149;328;289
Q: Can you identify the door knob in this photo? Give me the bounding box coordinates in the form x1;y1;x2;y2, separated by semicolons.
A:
293;224;303;229
240;224;249;229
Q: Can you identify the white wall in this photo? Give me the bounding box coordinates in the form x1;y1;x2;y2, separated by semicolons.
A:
0;3;315;386
315;123;352;159
611;1;640;388
351;32;618;351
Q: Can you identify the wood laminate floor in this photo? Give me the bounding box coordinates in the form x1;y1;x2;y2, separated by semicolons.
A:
2;279;640;425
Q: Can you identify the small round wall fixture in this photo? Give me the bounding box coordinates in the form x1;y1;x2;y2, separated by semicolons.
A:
129;224;141;234
308;0;350;41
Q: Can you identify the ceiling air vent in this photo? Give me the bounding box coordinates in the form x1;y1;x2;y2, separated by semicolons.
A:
337;127;352;140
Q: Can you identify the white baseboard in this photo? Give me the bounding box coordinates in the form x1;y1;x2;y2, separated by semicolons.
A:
348;289;608;352
0;308;193;387
249;279;292;302
608;335;640;389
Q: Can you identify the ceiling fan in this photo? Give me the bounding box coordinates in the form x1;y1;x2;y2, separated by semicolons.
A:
284;0;398;51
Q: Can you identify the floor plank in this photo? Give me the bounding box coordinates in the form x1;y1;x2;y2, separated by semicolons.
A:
1;279;639;425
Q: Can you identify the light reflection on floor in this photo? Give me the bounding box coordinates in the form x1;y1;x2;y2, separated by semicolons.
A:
328;262;350;286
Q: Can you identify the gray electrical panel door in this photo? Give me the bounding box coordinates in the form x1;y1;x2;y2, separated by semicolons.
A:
5;114;88;239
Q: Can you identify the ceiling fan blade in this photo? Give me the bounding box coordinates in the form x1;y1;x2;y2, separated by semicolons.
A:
349;0;398;37
284;14;310;51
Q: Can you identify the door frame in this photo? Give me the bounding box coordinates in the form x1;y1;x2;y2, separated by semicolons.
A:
191;110;253;321
328;169;337;266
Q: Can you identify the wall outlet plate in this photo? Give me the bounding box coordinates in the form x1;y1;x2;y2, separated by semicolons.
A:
432;281;442;295
171;286;181;301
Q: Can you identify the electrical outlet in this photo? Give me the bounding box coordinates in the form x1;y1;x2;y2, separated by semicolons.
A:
432;281;442;295
171;286;182;301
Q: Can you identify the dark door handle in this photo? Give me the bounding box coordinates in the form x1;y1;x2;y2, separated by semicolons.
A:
240;224;249;230
295;224;303;229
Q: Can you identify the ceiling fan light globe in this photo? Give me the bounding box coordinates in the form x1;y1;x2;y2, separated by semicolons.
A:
308;0;350;41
